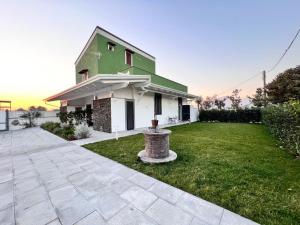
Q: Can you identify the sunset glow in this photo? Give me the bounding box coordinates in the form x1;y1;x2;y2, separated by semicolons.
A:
1;1;300;110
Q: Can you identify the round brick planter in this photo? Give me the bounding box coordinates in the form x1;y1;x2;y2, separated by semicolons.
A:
138;129;177;163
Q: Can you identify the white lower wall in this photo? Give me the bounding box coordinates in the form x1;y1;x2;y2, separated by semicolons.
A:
135;93;155;129
156;96;179;125
190;107;199;122
112;86;184;131
111;98;126;132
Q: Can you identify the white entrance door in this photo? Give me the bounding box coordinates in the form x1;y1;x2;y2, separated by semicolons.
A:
0;110;7;131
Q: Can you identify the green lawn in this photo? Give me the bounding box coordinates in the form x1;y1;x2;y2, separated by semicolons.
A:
84;123;300;225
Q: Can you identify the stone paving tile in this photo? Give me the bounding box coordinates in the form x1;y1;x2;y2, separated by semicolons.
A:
110;164;136;179
146;199;193;225
120;186;157;212
128;172;157;189
15;200;57;225
15;186;49;213
93;168;119;184
70;174;105;199
0;181;13;211
80;162;102;173
89;190;127;220
14;170;37;182
190;216;212;225
108;205;158;225
55;195;95;225
148;180;184;204
0;166;13;184
46;219;62;225
49;185;79;206
0;206;14;225
176;192;223;225
14;177;41;196
107;176;134;194
43;177;69;192
74;211;106;225
220;210;259;225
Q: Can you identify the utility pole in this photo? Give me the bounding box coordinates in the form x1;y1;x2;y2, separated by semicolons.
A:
262;70;267;107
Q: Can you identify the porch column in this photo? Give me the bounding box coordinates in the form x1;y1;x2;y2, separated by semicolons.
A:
93;98;112;133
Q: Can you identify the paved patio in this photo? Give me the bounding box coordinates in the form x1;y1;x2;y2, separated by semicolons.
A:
0;127;259;225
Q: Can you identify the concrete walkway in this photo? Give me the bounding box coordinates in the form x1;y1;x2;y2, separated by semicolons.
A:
71;121;190;146
0;128;259;225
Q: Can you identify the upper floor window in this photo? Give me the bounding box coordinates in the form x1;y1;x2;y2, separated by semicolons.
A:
79;69;89;82
107;42;115;51
125;49;133;66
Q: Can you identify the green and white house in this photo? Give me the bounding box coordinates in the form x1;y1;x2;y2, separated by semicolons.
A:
46;26;198;133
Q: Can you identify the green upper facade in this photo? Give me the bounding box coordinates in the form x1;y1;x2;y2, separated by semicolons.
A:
75;26;187;93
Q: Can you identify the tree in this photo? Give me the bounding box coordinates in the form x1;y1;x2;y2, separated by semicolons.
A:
20;110;41;127
29;106;37;111
248;88;265;108
266;66;300;104
16;108;25;111
203;96;214;110
214;97;226;109
37;106;47;111
228;89;242;110
195;96;203;112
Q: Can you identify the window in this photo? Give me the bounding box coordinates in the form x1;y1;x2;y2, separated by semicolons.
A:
125;50;133;66
79;69;89;82
154;93;162;115
107;42;115;51
81;72;88;81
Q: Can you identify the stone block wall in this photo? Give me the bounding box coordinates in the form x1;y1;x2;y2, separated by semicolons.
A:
93;98;111;133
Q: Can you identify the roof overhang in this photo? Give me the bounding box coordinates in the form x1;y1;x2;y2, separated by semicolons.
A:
44;75;151;102
144;84;197;99
44;74;198;102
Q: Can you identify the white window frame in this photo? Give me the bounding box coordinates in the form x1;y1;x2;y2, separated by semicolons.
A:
125;50;133;66
107;43;115;51
81;72;88;81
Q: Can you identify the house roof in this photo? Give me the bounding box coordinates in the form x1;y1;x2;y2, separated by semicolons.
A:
44;74;197;102
75;26;155;65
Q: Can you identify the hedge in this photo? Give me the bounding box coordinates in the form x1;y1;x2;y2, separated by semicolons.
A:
262;100;300;156
199;109;261;123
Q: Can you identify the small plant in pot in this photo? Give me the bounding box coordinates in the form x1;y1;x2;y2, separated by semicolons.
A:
151;115;158;130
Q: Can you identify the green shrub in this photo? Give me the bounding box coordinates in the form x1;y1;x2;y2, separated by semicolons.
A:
41;122;75;140
40;122;60;132
199;109;261;123
57;110;86;125
57;112;68;124
262;100;300;156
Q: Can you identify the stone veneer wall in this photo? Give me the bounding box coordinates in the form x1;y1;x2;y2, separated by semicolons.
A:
93;98;111;133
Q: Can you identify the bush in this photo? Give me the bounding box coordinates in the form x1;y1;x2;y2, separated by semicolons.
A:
75;124;91;139
57;110;86;125
40;122;76;141
199;109;261;123
262;100;300;156
40;122;60;132
60;126;76;140
57;112;68;124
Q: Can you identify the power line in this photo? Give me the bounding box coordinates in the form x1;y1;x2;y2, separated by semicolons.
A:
216;26;300;96
267;27;300;72
216;72;261;96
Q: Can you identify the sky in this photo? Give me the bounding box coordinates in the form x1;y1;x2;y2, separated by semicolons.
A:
0;0;300;110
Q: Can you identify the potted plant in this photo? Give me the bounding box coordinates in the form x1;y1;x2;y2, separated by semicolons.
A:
151;115;158;128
